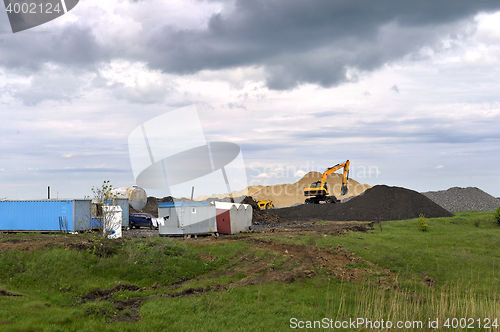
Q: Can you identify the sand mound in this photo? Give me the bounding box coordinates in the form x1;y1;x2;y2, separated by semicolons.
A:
422;187;500;212
273;185;453;221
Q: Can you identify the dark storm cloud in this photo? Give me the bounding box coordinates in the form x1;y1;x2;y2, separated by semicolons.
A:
2;0;500;91
0;23;109;71
144;0;500;89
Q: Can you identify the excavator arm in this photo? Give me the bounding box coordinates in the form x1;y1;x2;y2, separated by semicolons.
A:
320;160;350;196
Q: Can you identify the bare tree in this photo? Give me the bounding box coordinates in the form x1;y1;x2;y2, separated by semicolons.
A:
91;180;119;237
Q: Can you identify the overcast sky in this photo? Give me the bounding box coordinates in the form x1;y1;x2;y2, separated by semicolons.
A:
1;0;499;200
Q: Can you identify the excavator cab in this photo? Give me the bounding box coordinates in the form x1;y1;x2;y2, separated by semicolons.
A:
310;181;321;188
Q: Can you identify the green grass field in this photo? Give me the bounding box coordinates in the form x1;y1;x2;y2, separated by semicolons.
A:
0;211;499;331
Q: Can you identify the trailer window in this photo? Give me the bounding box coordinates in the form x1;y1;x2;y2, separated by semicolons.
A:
192;207;196;214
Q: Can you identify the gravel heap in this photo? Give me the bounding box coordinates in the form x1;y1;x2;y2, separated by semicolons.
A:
273;185;453;222
422;187;500;212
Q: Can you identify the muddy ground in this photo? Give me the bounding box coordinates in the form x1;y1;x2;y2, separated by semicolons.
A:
120;218;374;239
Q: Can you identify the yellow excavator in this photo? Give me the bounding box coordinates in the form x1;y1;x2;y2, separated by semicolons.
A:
304;160;350;204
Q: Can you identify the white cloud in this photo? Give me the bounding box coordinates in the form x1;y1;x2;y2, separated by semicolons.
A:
436;165;445;169
61;153;82;159
97;61;176;104
475;12;500;43
256;173;272;179
294;170;306;178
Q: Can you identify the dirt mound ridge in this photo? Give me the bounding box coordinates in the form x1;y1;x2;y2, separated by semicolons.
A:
130;196;173;217
422;187;500;212
273;185;453;221
240;196;285;223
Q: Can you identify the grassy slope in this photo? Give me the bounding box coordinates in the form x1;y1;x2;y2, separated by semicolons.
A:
321;211;500;294
0;211;499;331
266;211;500;294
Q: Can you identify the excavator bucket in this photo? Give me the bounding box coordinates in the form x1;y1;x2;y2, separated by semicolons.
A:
340;185;349;196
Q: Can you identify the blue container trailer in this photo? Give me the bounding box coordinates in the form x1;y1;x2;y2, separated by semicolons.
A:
0;200;92;232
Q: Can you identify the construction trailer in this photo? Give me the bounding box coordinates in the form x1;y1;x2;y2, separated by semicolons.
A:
0;199;92;232
214;202;252;235
158;201;217;236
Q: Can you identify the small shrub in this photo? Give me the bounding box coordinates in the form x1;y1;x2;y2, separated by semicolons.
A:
418;214;429;231
494;207;500;225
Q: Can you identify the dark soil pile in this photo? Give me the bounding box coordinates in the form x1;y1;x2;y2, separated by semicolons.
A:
273;185;453;221
240;196;285;224
130;196;173;217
